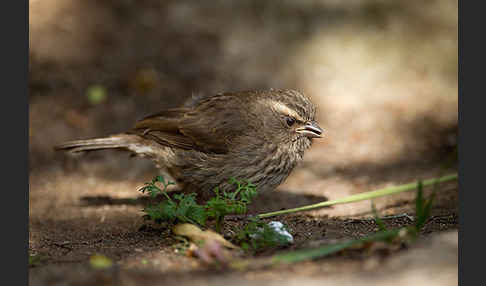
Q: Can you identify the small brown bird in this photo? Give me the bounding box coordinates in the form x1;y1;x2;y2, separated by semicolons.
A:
55;89;324;199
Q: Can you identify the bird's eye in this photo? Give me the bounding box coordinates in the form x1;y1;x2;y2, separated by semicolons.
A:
286;117;296;127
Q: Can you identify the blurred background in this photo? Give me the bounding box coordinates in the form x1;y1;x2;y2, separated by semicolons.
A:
29;0;457;215
29;1;458;284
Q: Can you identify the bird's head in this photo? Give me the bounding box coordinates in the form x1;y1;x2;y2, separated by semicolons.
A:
251;89;324;152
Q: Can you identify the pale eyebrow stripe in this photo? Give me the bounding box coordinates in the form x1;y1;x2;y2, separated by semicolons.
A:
266;100;305;121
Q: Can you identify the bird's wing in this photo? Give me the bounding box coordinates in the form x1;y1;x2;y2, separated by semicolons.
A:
179;95;249;153
132;108;199;151
132;94;248;154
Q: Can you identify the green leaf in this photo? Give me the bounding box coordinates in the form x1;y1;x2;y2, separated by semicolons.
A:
186;205;207;226
140;175;259;230
271;228;402;264
235;218;292;251
414;179;437;231
29;254;42;267
415;180;424;221
154;175;165;185
86;85;107;105
257;174;457;219
371;202;387;232
89;254;113;269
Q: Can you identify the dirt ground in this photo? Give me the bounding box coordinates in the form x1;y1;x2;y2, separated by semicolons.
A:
29;0;458;285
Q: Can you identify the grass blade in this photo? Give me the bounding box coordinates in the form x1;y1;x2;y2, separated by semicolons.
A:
271;228;402;264
257;174;457;218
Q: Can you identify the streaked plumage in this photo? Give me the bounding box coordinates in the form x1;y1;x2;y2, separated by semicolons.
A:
55;89;323;199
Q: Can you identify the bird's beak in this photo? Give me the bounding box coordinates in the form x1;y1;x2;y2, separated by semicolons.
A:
296;121;324;138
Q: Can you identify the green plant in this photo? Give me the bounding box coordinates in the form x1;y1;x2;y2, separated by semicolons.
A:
29;254;42;267
144;193;207;226
371;202;388;232
206;178;258;232
140;176;206;226
139;175;175;199
257;173;457;218
235;218;292;251
267;180;438;264
231;176;452;269
139;176;258;232
89;254;113;269
409;180;436;236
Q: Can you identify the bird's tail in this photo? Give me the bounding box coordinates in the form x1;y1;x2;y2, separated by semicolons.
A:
55;133;177;171
54;134;139;153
